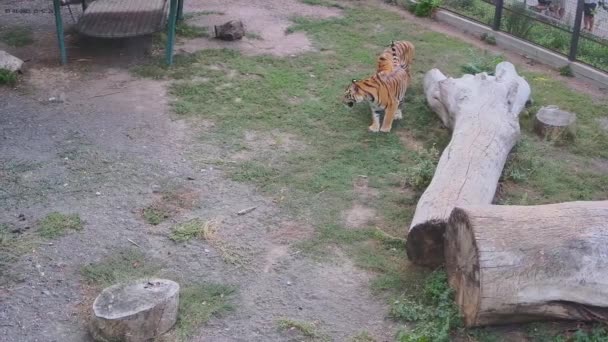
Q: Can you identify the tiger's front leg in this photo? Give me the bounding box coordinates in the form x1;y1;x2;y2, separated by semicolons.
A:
368;106;381;132
380;101;398;133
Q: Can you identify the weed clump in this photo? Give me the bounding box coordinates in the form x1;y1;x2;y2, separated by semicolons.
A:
0;69;17;86
403;145;440;191
37;212;83;239
170;218;217;242
177;284;236;337
394;270;461;342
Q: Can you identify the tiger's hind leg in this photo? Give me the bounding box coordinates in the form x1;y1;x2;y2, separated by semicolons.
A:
380;101;398;133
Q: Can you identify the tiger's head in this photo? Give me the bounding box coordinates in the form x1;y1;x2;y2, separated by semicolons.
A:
342;79;368;108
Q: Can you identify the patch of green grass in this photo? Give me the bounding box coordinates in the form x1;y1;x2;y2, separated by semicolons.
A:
524;323;608;342
351;331;377;342
394;270;461;342
0;69;17;86
460;50;505;75
170;218;215;242
299;0;346;9
176;283;236;338
37;212;83;239
142;206;171;225
277;318;328;340
402;145;439;191
200;10;225;15
230;161;278;186
176;22;210;38
0;26;34;47
80;248;162;287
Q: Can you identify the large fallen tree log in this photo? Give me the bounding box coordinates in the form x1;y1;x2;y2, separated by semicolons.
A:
445;201;608;327
405;62;531;267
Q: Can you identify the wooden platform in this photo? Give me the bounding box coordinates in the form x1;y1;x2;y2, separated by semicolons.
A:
76;0;169;38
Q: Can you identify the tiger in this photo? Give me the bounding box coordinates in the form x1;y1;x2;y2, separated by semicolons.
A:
376;40;415;75
342;66;411;133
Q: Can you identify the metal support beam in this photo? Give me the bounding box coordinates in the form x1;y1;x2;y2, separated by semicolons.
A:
493;0;504;31
177;0;184;21
165;0;179;66
52;0;67;65
569;0;584;61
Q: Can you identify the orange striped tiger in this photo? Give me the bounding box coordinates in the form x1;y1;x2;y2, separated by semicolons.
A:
376;40;415;74
343;66;411;133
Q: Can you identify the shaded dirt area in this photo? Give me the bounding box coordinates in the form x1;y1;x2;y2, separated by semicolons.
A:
0;1;398;342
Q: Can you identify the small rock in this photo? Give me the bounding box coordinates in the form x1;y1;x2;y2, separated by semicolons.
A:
186;176;195;181
18;214;26;221
42;290;51;296
204;249;210;253
0;50;24;73
214;20;245;41
95;192;101;196
286;281;292;286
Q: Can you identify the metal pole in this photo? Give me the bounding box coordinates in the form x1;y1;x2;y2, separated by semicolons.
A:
493;0;504;31
52;0;67;65
177;0;184;21
569;0;584;61
165;0;179;66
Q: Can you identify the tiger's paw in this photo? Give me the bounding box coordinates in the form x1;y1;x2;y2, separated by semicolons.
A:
380;126;392;133
368;125;380;132
395;110;403;120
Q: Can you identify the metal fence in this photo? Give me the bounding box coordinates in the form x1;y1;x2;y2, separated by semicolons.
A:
440;0;608;72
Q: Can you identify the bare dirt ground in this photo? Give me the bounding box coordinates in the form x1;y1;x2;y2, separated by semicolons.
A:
1;1;605;341
0;1;398;342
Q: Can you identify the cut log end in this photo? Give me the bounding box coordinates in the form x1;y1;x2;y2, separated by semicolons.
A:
445;202;608;327
534;106;576;141
445;208;480;327
405;219;446;268
91;279;180;342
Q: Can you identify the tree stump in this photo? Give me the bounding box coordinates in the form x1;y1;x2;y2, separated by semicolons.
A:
534;105;576;141
406;62;531;268
214;20;245;41
90;279;180;342
445;201;608;327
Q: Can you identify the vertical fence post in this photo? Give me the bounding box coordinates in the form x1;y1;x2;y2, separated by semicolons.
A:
165;0;178;66
52;0;67;65
493;0;504;31
569;0;584;61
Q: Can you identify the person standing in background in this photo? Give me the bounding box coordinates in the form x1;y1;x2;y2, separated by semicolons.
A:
583;0;598;32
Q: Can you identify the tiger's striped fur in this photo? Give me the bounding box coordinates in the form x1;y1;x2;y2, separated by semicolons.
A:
342;66;411;133
376;40;415;75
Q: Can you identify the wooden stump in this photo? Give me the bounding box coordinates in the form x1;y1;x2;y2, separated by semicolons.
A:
405;62;531;267
534;105;576;141
214;20;245;41
90;279;180;342
445;201;608;327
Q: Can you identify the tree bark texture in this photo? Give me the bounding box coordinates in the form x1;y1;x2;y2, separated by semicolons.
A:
445;201;608;327
405;62;531;267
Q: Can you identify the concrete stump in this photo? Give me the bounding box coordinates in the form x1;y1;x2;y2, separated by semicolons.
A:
214;20;245;41
534;105;576;141
90;279;180;342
